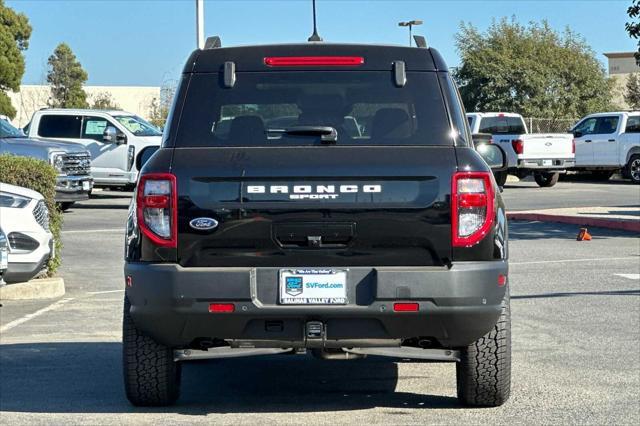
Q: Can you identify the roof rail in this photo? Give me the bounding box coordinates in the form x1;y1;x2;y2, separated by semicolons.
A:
413;35;428;48
204;36;222;49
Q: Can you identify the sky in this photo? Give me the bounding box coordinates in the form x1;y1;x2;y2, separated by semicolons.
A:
6;0;636;87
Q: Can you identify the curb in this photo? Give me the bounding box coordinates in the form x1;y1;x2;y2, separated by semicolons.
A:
507;212;640;232
0;277;65;300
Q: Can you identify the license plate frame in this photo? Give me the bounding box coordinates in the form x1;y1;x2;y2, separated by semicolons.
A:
279;269;348;305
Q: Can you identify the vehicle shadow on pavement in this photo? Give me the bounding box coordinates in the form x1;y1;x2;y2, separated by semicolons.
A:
512;289;640;299
0;342;461;414
508;221;638;241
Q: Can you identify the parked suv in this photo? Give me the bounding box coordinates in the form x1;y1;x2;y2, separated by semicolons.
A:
123;41;511;407
25;109;161;189
0;119;92;210
571;111;640;183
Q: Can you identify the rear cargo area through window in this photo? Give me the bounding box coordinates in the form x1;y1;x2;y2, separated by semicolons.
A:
176;71;451;146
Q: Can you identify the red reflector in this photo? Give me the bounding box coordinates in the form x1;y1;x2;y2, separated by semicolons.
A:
393;302;419;312
209;303;235;313
498;274;507;287
144;194;169;208
264;56;364;67
459;193;487;208
126;276;132;287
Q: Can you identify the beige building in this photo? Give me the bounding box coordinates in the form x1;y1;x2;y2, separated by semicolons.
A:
8;85;161;127
605;52;640;109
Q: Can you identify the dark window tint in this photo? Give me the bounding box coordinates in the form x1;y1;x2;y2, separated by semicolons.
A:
176;71;451;147
38;115;81;138
82;116;109;141
594;116;619;134
439;73;471;146
625;116;640;133
479;116;526;135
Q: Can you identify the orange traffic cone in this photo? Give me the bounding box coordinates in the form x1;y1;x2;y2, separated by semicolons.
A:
577;228;592;241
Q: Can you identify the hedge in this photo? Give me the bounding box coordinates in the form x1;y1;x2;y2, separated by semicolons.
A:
0;154;63;276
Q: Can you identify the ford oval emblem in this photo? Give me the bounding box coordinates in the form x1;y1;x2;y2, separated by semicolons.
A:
189;217;219;231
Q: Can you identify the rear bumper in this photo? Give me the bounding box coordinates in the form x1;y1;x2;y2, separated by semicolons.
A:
124;261;508;349
517;158;575;170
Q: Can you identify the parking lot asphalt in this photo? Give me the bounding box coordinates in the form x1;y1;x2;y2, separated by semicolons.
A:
1;185;639;425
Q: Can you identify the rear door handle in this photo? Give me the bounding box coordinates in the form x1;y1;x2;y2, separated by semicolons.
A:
584;140;592;143
608;139;616;142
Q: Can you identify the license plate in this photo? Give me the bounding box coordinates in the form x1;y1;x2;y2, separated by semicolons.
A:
82;181;91;191
279;269;347;305
543;160;552;166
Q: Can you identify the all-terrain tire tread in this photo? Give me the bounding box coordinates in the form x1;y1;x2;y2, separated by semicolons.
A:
122;297;181;406
456;292;511;407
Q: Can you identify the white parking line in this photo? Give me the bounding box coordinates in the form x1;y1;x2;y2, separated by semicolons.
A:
615;273;640;280
0;297;74;333
87;289;125;295
62;228;122;234
511;256;638;266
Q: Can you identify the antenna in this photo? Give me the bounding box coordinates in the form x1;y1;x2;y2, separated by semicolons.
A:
307;0;323;42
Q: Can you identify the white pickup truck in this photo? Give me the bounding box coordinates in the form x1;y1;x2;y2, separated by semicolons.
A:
467;112;574;187
24;109;162;189
571;111;640;184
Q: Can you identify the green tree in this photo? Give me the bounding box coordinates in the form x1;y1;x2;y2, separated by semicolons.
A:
91;91;120;110
147;82;176;128
0;0;32;119
625;72;640;109
627;0;640;65
47;43;88;108
454;18;614;121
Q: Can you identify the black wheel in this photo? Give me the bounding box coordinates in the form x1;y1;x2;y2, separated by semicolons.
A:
626;154;640;184
456;292;511;407
57;202;74;212
123;297;181;406
533;171;559;187
493;171;508;187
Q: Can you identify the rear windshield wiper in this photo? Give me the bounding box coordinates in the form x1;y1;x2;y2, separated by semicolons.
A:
281;126;338;144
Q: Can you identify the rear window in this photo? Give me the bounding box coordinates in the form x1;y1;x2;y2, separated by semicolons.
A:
479;116;526;135
175;71;451;146
38;115;82;138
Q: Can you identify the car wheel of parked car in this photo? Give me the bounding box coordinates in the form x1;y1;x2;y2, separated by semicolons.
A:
533;171;559;187
57;202;74;212
123;296;181;406
625;155;640;184
456;291;511;407
493;171;508;187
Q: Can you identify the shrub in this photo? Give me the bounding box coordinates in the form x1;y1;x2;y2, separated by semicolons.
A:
0;154;62;276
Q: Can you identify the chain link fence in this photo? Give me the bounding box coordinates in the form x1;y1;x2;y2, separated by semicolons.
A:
523;117;579;133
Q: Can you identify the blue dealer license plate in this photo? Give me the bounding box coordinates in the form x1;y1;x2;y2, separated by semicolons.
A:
279;269;347;305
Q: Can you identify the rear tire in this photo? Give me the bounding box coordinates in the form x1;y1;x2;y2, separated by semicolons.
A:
57;202;74;212
625;154;640;184
123;297;181;406
533;171;559;187
456;292;511;407
493;171;508;187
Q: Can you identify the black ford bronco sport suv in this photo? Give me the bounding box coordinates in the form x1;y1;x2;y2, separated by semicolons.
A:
123;39;510;407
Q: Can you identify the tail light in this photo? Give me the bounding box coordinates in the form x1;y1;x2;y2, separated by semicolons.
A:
136;173;177;247
512;139;524;155
452;172;495;247
264;56;364;67
572;139;576;154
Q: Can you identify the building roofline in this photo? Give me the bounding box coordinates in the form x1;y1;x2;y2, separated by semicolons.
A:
604;52;637;59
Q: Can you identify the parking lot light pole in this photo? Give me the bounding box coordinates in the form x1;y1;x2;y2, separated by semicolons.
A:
196;0;204;49
398;20;423;46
